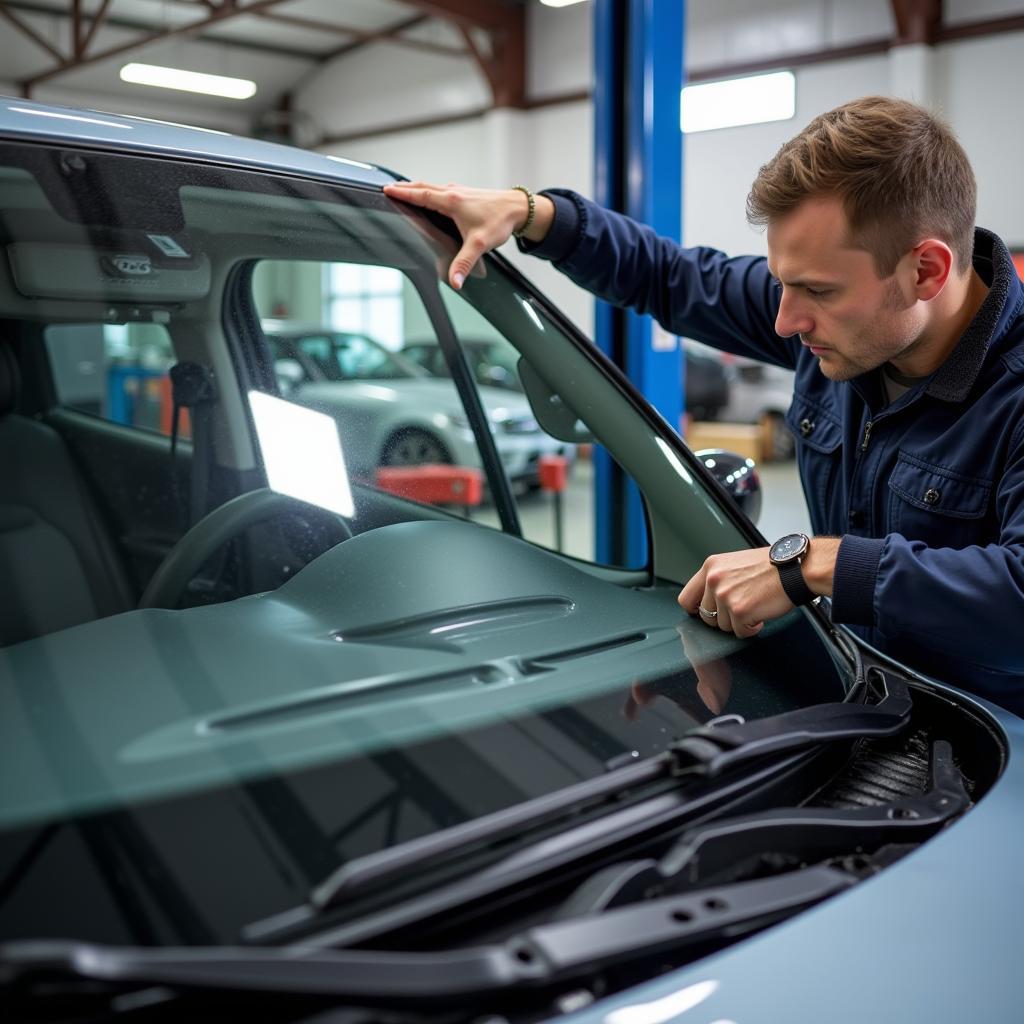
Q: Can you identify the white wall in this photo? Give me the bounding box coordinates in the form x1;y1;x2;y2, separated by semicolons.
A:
683;53;891;256
294;4;1024;338
4;2;1020;354
316;101;596;338
527;0;593;100
686;0;893;71
936;33;1024;244
297;44;489;142
302;2;597;337
685;29;1024;256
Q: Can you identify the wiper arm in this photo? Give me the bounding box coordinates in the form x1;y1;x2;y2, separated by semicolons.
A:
670;669;911;778
557;737;968;918
305;669;910;915
0;866;854;1003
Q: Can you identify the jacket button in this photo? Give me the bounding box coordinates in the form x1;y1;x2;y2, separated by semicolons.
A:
924;488;941;505
848;510;864;528
799;418;815;437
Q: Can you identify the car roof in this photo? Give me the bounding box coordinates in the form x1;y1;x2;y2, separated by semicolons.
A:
0;97;397;188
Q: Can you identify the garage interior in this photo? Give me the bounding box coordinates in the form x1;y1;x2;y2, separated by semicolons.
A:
2;0;1023;557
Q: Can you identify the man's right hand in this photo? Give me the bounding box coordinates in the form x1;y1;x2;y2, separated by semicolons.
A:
382;182;554;290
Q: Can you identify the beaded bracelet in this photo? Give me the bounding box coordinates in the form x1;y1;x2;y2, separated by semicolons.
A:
511;185;536;238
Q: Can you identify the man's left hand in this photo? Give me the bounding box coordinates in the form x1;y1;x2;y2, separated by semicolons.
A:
678;538;840;638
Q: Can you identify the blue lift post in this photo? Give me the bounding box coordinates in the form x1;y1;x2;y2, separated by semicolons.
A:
593;0;684;568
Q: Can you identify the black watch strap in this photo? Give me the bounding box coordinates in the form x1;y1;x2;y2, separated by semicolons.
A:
777;559;816;607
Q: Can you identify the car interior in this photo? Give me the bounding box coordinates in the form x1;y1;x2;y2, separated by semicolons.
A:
0;143;767;647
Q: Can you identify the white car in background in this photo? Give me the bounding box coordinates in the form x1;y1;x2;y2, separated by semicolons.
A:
266;326;570;487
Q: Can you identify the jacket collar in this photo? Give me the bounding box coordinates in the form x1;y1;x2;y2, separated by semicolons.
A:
925;228;1022;403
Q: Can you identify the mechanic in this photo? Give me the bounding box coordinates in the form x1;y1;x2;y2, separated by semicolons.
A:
383;96;1024;713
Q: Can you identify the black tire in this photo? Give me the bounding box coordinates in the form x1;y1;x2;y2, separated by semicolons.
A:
380;428;451;467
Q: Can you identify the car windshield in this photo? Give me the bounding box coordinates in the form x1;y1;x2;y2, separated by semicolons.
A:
0;140;851;949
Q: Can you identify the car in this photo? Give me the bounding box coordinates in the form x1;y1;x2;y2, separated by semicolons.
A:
685;341;797;459
722;356;798;460
402;336;524;391
683;345;732;421
0;98;1021;1024
404;336;733;422
264;326;571;487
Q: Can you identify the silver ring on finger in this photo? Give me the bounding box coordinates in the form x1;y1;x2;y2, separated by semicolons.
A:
698;605;718;621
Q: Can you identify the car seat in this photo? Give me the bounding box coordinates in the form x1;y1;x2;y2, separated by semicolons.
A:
0;343;134;645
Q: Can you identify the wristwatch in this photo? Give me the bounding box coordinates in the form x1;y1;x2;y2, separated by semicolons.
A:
769;532;816;607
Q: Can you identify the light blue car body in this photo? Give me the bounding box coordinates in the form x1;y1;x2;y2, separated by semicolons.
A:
1;96;1020;1021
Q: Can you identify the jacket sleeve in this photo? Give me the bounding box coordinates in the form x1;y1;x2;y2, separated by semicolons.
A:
521;189;801;370
831;428;1024;675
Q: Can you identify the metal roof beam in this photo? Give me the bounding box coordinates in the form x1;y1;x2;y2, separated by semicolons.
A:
252;9;464;57
0;0;321;60
394;0;516;32
79;0;113;58
890;0;942;45
0;3;65;63
19;0;297;90
402;0;526;107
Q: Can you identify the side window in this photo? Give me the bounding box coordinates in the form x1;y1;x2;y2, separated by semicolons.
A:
44;322;176;434
253;259;488;508
436;287;644;570
251;260;644;571
251;260;643;573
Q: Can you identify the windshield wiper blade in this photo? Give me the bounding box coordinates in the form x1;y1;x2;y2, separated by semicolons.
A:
303;670;910;918
556;737;968;918
670;669;911;779
0;866;854;1003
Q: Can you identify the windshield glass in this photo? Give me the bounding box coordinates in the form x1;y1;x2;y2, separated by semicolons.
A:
0;142;850;947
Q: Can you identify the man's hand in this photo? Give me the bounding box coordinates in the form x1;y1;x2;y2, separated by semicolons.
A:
382;182;554;290
678;538;840;638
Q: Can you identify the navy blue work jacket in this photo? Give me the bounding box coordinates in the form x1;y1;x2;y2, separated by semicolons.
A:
527;189;1024;713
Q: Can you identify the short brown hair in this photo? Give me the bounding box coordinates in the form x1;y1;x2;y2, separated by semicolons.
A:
747;96;976;275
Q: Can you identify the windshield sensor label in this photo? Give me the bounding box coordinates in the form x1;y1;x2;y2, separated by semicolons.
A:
147;234;190;258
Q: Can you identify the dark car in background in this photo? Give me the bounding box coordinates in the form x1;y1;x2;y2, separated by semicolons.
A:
684;344;732;421
404;336;732;421
686;340;797;459
0;99;1021;1024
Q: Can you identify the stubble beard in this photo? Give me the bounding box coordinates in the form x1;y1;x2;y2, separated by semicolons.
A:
807;279;920;382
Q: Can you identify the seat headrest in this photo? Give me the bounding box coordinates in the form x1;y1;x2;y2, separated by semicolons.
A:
0;345;21;417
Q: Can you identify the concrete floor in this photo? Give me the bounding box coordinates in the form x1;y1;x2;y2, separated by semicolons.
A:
477;454;811;562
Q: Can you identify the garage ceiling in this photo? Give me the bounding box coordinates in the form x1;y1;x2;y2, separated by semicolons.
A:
0;0;527;119
2;0;1023;142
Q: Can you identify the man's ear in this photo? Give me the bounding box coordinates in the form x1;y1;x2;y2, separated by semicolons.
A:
911;239;954;301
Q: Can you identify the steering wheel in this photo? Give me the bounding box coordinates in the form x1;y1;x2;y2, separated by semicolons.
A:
139;488;353;610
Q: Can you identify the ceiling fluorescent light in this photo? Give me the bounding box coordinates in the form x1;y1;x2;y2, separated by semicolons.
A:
539;0;588;8
120;63;257;100
681;71;795;133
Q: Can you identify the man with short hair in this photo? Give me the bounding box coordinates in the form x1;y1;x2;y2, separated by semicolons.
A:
384;96;1024;712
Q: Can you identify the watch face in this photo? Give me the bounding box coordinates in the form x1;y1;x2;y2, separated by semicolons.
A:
770;533;809;564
